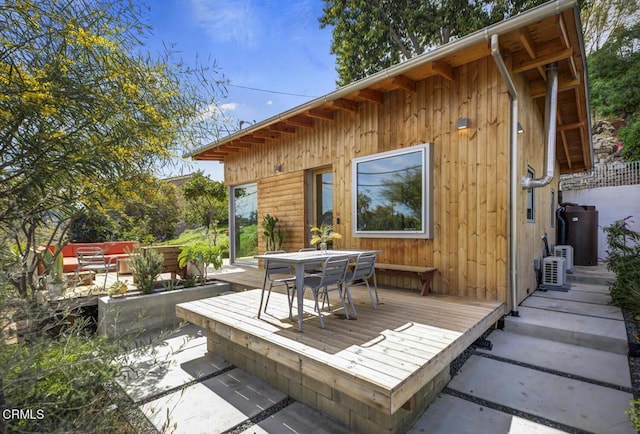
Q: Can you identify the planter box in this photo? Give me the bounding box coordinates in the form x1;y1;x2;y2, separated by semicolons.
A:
97;282;230;338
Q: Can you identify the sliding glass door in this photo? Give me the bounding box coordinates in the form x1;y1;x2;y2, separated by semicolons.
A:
230;183;258;265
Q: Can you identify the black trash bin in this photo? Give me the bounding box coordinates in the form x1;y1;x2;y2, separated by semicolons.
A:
563;205;599;266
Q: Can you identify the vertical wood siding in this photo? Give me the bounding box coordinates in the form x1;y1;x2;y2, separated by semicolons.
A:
224;56;523;304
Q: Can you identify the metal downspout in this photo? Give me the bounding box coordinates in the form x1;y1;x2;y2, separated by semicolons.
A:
490;34;520;316
522;64;559;188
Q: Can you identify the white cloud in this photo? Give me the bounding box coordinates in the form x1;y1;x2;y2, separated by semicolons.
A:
190;0;259;48
219;102;239;112
266;100;272;105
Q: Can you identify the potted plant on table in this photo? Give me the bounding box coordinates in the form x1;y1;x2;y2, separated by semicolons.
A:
310;224;342;253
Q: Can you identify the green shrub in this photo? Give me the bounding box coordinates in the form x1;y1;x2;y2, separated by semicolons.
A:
178;243;223;283
604;217;640;314
0;316;125;432
129;248;164;294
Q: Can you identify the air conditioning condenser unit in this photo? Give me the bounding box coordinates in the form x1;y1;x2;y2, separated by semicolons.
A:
554;245;574;273
539;256;570;291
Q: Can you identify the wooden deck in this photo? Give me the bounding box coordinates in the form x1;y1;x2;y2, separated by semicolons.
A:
177;265;505;433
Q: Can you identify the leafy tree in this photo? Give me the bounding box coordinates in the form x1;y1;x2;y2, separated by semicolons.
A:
581;0;640;53
69;175;181;243
182;171;228;242
588;22;640;160
319;0;546;85
0;0;226;298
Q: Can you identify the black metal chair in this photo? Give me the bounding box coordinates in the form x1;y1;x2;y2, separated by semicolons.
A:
303;256;352;328
258;250;296;320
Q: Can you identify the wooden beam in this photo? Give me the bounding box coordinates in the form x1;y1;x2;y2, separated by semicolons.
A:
519;28;536;59
519;28;545;79
234;135;265;144
269;123;296;134
227;141;253;149
530;74;580;99
557;121;586;131
356;88;384;104
307;107;335;121
557;15;578;79
512;48;572;74
253;129;281;139
556;112;572;171
431;60;453;81
330;98;358;112
392;75;416;92
286;115;314;128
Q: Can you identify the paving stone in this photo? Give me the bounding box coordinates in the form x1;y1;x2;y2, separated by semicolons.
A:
505;306;628;353
243;402;354;434
118;331;230;402
522;294;622;320
140;368;287;433
448;355;635;434
478;330;632;388
532;287;612;305
140;382;249;433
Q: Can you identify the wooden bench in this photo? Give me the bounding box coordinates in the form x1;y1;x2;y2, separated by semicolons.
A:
374;263;437;296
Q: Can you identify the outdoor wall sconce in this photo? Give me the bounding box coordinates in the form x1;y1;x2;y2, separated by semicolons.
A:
274;164;283;173
517;122;525;134
456;118;470;130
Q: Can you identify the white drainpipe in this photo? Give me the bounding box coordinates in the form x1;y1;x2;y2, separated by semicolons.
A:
522;64;559;188
492;35;560;316
491;34;521;316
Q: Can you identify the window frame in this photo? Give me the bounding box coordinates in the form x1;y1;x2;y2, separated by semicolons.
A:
526;166;535;223
352;143;433;239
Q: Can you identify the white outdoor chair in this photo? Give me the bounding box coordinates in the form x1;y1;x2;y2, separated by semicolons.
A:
258;250;296;320
303;256;352;328
76;246;118;290
345;252;379;309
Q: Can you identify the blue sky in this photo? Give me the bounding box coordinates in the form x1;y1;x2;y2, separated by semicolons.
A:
143;0;338;181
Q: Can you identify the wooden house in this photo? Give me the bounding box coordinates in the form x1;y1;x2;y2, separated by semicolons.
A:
192;0;591;314
182;0;592;431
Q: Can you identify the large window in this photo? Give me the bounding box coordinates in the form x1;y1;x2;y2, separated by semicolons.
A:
352;143;432;238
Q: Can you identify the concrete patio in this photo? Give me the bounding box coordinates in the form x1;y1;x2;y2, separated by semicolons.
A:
113;265;636;433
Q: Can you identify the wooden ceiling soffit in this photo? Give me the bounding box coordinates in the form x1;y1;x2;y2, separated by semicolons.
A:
286;115;314;128
430;60;453;81
391;75;416;92
198;150;227;160
512;47;572;74
557;15;578;79
234;135;265;145
530;73;580;98
518;28;545;79
356;88;384;104
253;129;281;139
557;120;586;132
555;112;572;171
330;98;358;112
270;123;296;134
307;107;335;121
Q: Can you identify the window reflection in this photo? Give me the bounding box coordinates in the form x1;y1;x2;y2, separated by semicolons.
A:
354;144;430;237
